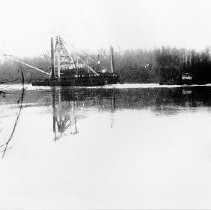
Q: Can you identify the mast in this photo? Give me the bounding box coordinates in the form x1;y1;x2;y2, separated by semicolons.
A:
110;46;115;73
51;37;55;79
57;54;60;78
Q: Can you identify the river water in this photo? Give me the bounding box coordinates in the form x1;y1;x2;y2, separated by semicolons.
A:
1;83;211;209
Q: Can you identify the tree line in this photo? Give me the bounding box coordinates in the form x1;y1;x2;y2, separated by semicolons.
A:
1;48;211;84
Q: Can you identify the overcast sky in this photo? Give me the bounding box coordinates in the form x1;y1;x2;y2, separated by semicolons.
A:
1;0;211;57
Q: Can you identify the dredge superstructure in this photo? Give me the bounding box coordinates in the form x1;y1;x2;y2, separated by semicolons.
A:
32;36;119;86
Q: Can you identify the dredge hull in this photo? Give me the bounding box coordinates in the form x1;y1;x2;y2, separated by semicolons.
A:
32;74;119;86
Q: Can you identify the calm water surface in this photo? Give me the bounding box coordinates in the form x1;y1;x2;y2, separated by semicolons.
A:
1;83;211;209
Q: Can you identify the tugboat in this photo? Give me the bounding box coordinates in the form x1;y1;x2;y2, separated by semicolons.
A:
181;73;193;85
32;36;120;86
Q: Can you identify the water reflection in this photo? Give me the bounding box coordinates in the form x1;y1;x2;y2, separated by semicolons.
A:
49;86;211;115
1;84;211;153
51;88;116;140
1;84;211;208
52;88;79;140
49;86;211;140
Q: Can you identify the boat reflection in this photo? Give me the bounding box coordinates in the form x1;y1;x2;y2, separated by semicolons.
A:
52;88;79;140
51;87;116;140
1;84;211;155
49;86;211;140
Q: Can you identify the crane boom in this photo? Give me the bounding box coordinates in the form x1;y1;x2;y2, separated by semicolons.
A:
3;54;50;76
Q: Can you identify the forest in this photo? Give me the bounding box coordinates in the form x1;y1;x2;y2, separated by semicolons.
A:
1;47;211;84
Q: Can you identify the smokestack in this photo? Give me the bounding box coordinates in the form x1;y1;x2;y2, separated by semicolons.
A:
51;37;55;79
110;46;114;73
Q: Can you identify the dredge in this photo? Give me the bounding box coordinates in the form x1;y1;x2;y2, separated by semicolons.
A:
32;36;119;86
2;36;120;86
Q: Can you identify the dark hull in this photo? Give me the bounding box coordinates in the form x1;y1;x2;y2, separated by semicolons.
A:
32;74;119;86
